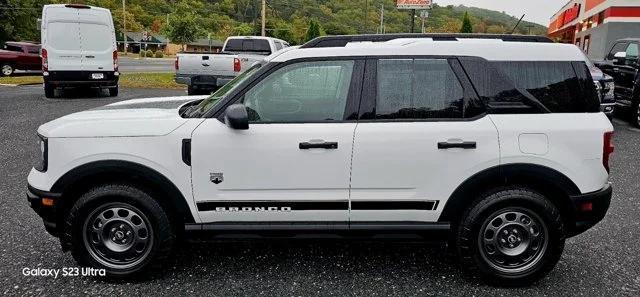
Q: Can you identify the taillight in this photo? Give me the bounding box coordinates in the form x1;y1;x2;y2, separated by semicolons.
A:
113;51;118;71
603;131;614;173
233;58;241;72
41;48;48;72
175;57;179;70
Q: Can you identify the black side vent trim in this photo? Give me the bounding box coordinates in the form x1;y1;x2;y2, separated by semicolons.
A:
182;139;191;166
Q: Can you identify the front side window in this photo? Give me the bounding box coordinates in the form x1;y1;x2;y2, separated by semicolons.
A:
625;43;639;60
375;59;464;119
243;60;355;122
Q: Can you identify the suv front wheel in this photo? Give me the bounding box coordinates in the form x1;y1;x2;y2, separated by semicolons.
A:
456;187;565;286
65;184;176;277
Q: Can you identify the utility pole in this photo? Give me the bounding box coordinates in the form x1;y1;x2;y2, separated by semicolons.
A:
261;0;266;37
410;9;416;33
122;0;127;54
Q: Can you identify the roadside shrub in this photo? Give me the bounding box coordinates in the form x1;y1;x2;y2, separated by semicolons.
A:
139;50;147;58
154;51;164;58
145;50;154;58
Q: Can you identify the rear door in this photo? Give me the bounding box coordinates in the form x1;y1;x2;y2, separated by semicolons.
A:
43;6;82;71
77;9;115;71
349;58;499;223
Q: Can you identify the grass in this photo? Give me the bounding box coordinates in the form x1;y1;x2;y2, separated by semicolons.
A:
0;72;184;89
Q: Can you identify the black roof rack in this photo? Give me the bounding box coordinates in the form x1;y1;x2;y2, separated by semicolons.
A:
300;34;553;49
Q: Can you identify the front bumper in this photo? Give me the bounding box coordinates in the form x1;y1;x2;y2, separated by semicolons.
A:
27;184;62;237
568;183;612;236
600;103;615;116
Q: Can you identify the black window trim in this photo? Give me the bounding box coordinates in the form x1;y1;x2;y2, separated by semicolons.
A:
212;57;366;124
357;55;487;123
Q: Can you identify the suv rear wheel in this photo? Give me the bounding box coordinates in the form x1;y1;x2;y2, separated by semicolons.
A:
44;83;55;98
65;184;175;277
456;187;565;286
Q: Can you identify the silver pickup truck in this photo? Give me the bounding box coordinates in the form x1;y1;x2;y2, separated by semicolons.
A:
175;36;290;95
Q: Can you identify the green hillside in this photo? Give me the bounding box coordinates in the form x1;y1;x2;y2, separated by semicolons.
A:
0;0;549;45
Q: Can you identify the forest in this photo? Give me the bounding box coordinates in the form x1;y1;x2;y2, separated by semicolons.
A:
1;0;548;45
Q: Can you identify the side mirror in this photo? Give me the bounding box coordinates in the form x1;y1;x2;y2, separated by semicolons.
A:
613;51;627;65
224;104;249;130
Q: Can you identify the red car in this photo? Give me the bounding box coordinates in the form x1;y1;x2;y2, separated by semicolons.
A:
0;42;42;76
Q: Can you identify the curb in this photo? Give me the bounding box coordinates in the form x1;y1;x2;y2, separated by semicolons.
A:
0;82;42;87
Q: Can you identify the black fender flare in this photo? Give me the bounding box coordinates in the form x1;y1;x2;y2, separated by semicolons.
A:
51;160;195;223
438;163;581;224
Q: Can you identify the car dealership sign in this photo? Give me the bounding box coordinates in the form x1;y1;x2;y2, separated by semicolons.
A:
396;0;432;10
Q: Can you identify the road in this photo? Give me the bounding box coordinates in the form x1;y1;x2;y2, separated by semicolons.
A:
0;85;638;296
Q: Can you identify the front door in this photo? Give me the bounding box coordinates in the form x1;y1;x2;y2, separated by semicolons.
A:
191;59;363;223
350;58;500;223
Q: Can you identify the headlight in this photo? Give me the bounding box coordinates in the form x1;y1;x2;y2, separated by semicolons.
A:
593;80;603;101
35;135;47;172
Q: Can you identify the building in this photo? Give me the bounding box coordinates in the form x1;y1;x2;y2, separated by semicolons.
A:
116;32;168;54
549;0;640;60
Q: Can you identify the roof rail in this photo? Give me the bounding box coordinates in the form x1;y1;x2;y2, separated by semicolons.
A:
300;34;554;49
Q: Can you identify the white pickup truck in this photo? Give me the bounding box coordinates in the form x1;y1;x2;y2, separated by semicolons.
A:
175;36;290;95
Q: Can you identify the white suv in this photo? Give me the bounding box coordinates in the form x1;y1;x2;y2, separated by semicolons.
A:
27;34;614;285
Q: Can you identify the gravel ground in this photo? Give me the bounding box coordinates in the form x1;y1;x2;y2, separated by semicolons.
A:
0;85;638;296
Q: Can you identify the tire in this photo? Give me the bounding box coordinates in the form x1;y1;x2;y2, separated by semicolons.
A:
44;83;55;98
64;184;176;278
108;86;119;97
456;187;565;286
187;85;197;96
1;63;14;76
632;100;640;128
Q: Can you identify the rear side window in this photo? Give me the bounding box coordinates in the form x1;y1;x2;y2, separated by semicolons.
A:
225;39;271;54
375;59;464;119
495;61;595;113
625;43;639;60
4;45;23;52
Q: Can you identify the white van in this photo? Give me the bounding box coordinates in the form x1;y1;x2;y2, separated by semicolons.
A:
41;4;119;98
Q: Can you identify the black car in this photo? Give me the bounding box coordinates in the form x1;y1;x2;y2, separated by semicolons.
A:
595;38;640;127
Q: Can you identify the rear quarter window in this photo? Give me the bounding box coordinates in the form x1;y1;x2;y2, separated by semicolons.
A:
460;57;599;113
494;61;599;113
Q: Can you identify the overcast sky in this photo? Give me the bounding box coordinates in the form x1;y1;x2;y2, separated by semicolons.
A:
435;0;568;26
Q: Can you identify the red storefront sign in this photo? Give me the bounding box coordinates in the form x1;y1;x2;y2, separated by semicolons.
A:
561;4;581;26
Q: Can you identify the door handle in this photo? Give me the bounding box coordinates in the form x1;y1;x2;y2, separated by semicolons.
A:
299;141;338;150
202;63;210;67
438;141;477;149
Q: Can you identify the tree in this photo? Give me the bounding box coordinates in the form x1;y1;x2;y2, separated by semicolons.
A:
164;13;201;51
460;11;473;33
304;20;322;43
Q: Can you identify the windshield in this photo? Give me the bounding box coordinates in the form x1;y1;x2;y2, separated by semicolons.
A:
189;63;263;117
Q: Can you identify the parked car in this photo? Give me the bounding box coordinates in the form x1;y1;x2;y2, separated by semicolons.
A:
0;41;41;76
595;38;640;127
28;34;613;286
40;4;119;98
587;59;616;117
175;36;290;95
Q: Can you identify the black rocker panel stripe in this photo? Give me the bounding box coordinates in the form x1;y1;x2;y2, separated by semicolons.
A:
197;201;348;212
352;201;439;210
197;201;440;212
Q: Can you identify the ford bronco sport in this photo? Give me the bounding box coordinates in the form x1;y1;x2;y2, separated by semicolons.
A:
27;34;614;286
